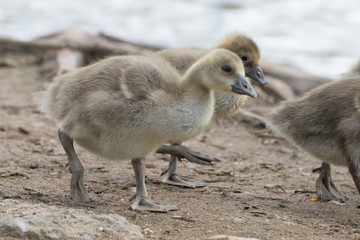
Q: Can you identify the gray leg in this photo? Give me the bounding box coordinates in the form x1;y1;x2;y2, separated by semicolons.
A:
315;162;346;202
348;160;360;196
157;145;221;165
129;158;178;212
161;154;206;188
58;129;93;203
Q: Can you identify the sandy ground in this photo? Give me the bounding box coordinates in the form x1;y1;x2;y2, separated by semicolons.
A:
1;65;360;240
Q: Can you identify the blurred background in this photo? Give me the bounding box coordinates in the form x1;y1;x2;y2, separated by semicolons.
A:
0;0;359;78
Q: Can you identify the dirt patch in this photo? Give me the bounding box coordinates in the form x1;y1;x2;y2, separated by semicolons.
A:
1;66;359;240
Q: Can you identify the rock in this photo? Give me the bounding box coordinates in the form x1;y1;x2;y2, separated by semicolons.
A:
0;199;143;240
17;127;30;135
264;184;275;189
28;162;38;169
279;146;294;154
233;217;243;222
329;200;346;206
0;218;26;238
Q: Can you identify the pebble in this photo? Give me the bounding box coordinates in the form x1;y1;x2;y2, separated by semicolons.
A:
264;184;275;189
233;217;243;222
329;200;346;206
280;146;294;154
29;162;38;169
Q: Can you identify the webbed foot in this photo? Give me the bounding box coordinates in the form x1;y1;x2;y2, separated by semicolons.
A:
130;195;179;212
314;162;346;202
161;173;205;188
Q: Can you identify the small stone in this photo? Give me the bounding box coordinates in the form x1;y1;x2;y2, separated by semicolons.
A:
233;217;242;222
18;127;30;135
31;122;45;128
130;187;136;193
83;234;94;240
185;162;196;169
262;138;277;145
143;228;153;234
29;162;38;169
329;200;346;206
54;151;66;156
145;163;156;168
280;147;294;154
264;184;274;189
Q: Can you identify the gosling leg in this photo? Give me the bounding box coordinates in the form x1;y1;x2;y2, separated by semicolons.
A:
58;129;93;203
348;160;360;197
157;144;221;165
130;158;178;212
161;153;206;188
314;162;346;202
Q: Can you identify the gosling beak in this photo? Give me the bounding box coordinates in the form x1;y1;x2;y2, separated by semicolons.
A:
246;65;267;86
231;75;257;98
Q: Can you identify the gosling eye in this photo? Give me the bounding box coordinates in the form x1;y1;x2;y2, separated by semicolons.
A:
241;55;249;63
221;65;233;73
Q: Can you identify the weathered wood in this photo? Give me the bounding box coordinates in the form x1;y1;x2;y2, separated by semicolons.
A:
0;29;334;97
260;59;332;95
0;29;160;56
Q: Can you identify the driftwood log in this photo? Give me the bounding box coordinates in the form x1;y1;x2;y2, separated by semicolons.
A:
0;29;337;126
0;29;161;77
351;60;360;75
0;29;160;56
0;29;331;95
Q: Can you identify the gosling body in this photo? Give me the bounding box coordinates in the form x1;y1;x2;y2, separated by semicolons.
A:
38;49;255;211
42;56;215;159
266;76;360;201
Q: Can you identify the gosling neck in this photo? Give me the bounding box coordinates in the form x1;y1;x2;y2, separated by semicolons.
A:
181;60;210;95
179;62;215;115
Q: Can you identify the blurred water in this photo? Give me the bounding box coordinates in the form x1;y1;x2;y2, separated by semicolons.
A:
0;0;359;78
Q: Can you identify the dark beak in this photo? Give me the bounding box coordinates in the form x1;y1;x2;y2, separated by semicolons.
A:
246;65;267;86
231;75;257;98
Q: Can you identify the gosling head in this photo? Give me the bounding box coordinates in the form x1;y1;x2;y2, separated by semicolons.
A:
216;34;267;86
198;49;257;98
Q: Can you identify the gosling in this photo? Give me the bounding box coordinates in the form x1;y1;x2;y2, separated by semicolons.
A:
154;34;265;187
37;49;256;212
266;76;360;202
